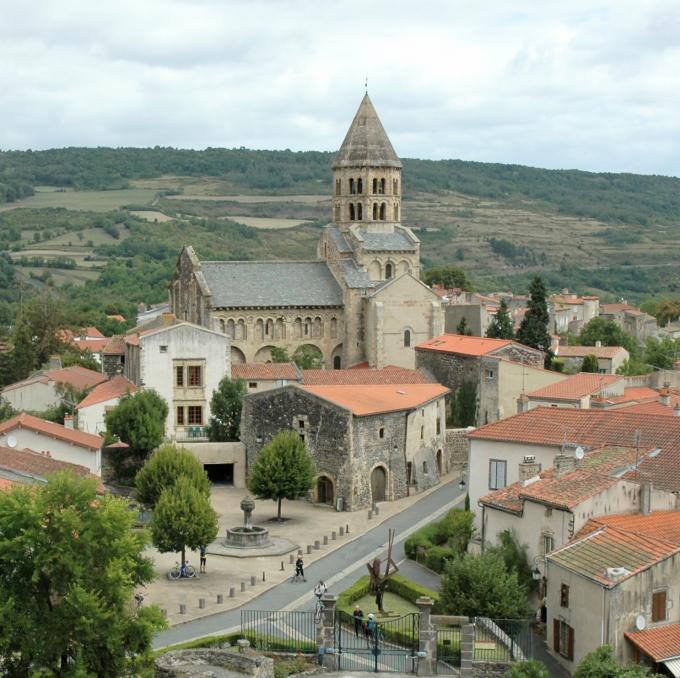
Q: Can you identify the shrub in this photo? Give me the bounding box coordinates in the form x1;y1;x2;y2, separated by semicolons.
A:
425;545;454;573
505;659;550;678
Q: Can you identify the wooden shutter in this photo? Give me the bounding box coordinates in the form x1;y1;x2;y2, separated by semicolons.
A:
567;626;575;661
653;591;667;622
553;619;560;653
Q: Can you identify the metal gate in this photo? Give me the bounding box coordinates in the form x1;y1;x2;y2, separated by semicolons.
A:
435;626;462;674
240;609;316;653
335;613;420;673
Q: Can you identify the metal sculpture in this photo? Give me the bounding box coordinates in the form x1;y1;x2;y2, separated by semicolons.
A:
366;528;399;613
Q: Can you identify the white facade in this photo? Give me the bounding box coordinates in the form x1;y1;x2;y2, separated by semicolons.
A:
77;396;118;435
2;379;59;412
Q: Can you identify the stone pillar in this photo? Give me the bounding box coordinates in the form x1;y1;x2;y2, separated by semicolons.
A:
416;597;435;676
317;593;337;671
460;623;475;677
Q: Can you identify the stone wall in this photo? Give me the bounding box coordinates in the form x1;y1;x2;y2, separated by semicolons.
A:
415;350;481;398
493;343;544;369
470;663;512;677
154;648;274;678
446;428;471;475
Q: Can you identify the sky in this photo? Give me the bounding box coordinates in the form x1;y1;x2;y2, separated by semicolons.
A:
1;0;680;176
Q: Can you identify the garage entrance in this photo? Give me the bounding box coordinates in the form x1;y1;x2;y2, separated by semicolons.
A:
205;463;234;485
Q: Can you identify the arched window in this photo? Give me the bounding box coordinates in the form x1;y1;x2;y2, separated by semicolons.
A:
357;203;363;221
372;178;377;194
313;317;322;338
372;203;378;220
333;355;341;369
380;203;386;220
357;178;363;194
380;178;385;194
265;319;273;337
393;204;399;221
236;319;246;340
393;178;399;195
330;317;338;338
219;319;225;334
294;317;303;339
349;178;355;195
385;262;393;279
304;318;311;337
255;319;264;340
404;329;411;347
225;319;235;338
335;179;341;196
349;203;355;220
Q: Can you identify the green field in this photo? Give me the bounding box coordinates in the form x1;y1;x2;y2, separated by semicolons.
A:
0;187;157;212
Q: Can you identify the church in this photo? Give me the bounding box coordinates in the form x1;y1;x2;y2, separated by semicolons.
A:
170;94;444;369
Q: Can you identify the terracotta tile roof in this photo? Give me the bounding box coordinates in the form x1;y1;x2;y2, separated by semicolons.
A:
2;365;107;393
621;400;680;416
625;623;680;662
300;383;449;416
479;482;524;514
578;445;641;475
0;477;14;490
106;314;126;322
548;519;680;587
0;413;102;451
527;373;621;401
0;445;95;481
605;386;660;404
72;337;110;353
580;512;680;545
520;469;618;510
76;375;136;409
415;334;515;356
102;335;126;355
601;303;636;314
557;345;627;359
232;362;300;381
301;366;434;385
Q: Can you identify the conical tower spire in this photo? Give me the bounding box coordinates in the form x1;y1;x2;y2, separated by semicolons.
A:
332;94;402;169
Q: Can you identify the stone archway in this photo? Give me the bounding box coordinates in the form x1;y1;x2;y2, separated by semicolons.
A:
316;475;334;506
254;345;276;363
230;346;246;364
370;466;387;504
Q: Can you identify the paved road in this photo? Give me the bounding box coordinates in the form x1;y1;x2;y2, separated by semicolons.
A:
153;476;464;648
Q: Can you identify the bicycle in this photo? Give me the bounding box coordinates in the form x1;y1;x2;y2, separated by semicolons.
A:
167;561;197;580
314;597;324;624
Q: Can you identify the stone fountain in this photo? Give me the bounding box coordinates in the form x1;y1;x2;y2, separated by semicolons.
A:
224;496;271;548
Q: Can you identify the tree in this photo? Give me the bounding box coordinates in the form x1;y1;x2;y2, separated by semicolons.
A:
9;311;36;381
105;389;168;460
450;381;477;427
578;317;637;355
496;530;536;593
505;660;550;678
207;376;247;441
0;396;15;422
422;266;472;291
643;336;680;370
440;550;531;618
487;298;515;339
456;317;473;336
574;645;660;677
0;473;165;675
136;443;211;507
293;345;323;369
517;276;552;366
151;476;218;569
249;430;315;520
655;299;680;326
271;347;290;363
581;353;599;373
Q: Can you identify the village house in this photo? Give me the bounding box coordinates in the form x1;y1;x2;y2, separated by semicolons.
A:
1;364;107;412
169;94;444;371
59;326;111;363
0;413;102;475
547;511;680;673
414;334;565;424
75;374;136;434
600;302;658;345
555;343;629;374
523;373;624;410
241;381;449;510
548;291;600;335
232;362;301;393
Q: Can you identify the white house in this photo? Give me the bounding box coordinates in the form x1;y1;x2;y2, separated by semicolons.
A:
0;412;103;475
76;375;136;434
124;318;230;440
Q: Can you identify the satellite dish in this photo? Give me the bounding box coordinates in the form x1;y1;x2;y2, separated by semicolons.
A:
635;614;646;631
6;435;17;449
575;446;584;460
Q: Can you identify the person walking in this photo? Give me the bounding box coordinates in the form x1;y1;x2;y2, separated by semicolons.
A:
199;545;207;574
295;555;306;581
353;604;364;637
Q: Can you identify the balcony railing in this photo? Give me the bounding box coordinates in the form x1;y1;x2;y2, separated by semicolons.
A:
174;426;209;442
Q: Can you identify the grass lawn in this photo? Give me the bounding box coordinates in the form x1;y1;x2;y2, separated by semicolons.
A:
0;188;157;212
339;591;419;621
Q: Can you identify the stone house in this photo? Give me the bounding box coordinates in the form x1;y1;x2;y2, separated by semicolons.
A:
547;511;680;672
466;407;680;536
415;333;565;424
124;316;230;440
1;365;107;412
478;445;677;572
169;94;444;371
556;344;629;374
548;291;599;335
241;382;448;510
75;375;136;434
0;412;102;475
600;302;658;344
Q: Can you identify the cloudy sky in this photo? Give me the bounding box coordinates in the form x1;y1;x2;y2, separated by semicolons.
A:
2;0;680;175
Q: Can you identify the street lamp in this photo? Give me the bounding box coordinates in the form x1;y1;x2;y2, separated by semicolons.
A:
458;474;466;492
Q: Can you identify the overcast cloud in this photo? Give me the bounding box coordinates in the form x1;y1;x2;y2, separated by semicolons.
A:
1;0;680;175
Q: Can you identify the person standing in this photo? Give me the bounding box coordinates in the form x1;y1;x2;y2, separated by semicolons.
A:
365;613;376;644
295;555;306;581
199;545;207;574
353;604;364;637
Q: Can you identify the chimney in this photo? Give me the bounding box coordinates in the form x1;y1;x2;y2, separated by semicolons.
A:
519;455;541;484
639;482;651;515
659;387;671;408
161;312;176;326
517;393;530;414
554;453;576;478
674;403;680;417
595;340;602;348
48;355;62;370
63;414;74;430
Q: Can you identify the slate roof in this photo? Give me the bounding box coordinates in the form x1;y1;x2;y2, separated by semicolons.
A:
341;260;378;289
201;261;343;308
328;227;353;253
332;94;402;169
625;623;680;661
361;231;416;252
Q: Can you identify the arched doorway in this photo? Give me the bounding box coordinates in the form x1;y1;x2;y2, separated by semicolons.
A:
317;476;334;505
436;449;443;475
371;466;387;504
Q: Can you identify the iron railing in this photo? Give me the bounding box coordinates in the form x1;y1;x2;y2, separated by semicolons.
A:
473;617;533;663
240;609;317;653
435;626;462;673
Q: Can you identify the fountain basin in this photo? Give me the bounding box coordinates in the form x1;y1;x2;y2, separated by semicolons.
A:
224;525;270;548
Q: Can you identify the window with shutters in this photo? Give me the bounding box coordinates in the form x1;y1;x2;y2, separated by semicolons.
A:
652;590;667;622
560;584;569;608
554;620;574;660
489;459;507;490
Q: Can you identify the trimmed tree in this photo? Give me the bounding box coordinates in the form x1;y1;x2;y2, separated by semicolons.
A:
456;317;473;336
440;550;531;618
249;430;315;520
581;353;599;373
0;473;165;676
151;476;218;569
517;276;552;367
207;376;247;442
135;443;210;507
105;389;168;460
487;298;515;339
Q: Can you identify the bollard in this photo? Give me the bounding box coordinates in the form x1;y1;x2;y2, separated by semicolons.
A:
332;530;337;540
368;510;373;520
339;526;344;536
179;603;187;615
229;586;236;598
262;571;266;582
373;505;379;515
199;598;206;609
250;575;256;586
323;535;328;545
217;594;224;604
289;553;295;564
281;561;285;571
241;582;246;592
346;524;350;534
306;544;312;554
314;540;320;550
237;639;251;653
